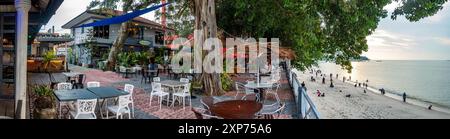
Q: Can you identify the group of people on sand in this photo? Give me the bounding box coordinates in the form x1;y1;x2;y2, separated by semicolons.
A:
353;80;369;89
308;69;435;111
309;69;371;98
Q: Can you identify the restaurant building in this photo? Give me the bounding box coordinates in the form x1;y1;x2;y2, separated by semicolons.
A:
62;9;175;67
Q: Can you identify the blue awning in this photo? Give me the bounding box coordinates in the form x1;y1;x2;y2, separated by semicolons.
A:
76;2;171;28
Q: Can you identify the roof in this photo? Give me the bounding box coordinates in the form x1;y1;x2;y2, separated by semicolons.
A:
62;9;175;32
0;0;64;41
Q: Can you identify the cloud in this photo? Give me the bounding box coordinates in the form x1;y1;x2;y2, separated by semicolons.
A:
435;37;450;46
367;30;418;50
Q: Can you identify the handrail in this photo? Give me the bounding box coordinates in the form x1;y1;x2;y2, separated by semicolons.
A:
285;61;320;119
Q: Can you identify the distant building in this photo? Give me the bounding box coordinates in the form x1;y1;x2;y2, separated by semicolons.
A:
31;32;73;56
62;9;175;67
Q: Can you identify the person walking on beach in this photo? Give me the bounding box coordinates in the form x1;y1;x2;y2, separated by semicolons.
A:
301;81;307;92
336;74;339;79
322;77;326;84
349;76;351;81
330;81;334;88
403;92;407;102
343;76;346;82
365;80;369;88
380;88;385;95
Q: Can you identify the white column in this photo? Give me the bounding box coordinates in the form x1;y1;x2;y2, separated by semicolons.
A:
15;0;31;119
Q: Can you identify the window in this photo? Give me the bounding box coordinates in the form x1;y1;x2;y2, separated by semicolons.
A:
94;25;109;39
128;26;144;40
155;31;164;45
81;27;85;34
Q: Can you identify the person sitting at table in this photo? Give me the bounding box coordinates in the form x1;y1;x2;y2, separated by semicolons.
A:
148;58;157;70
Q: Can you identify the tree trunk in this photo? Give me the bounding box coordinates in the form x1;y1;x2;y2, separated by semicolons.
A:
193;0;224;96
107;7;130;70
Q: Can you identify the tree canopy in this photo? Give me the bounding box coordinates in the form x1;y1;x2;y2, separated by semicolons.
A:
159;0;448;72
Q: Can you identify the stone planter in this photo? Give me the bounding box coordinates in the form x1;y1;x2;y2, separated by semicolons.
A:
33;108;57;119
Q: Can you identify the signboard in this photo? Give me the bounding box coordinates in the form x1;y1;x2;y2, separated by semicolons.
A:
56;47;68;56
139;40;152;46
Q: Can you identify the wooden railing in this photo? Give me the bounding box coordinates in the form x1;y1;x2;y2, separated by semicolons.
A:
285;61;320;119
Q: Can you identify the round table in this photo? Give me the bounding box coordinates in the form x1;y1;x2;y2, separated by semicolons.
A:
210;100;263;119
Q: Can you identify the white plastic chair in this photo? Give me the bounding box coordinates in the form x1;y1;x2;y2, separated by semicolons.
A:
149;83;169;110
258;102;286;119
119;66;127;77
192;107;222;119
173;83;191;109
265;83;281;104
129;67;137;77
235;82;258;101
134;65;142;74
153;77;160;82
124;84;135;117
107;94;132;119
56;82;73;118
69;99;97;119
57;82;72;90
180;78;190;83
86;81;100;88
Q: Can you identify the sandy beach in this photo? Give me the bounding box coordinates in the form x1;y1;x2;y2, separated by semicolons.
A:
294;70;450;119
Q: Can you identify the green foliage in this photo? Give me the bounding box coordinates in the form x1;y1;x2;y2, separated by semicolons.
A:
42;50;57;72
117;51;149;67
220;73;233;91
135;51;150;65
101;53;109;61
155;0;194;37
117;52;131;67
392;0;448;22
85;29;97;50
33;85;55;109
213;0;447;72
43;51;57;64
34;85;54;97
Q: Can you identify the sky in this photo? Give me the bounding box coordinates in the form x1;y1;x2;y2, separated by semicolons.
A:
42;0;450;60
364;2;450;60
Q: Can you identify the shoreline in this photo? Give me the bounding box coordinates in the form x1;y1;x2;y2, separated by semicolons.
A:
294;69;450;119
344;80;450;115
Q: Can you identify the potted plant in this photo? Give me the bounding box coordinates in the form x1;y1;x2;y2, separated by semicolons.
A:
117;52;131;67
33;85;57;119
191;80;203;96
43;51;57;70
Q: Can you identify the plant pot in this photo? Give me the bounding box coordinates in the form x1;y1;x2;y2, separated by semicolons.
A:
33;108;57;119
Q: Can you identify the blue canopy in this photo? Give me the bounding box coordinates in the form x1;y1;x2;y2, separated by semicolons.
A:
77;2;171;28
